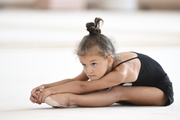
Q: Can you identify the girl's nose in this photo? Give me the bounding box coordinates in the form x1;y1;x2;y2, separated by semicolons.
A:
86;67;93;74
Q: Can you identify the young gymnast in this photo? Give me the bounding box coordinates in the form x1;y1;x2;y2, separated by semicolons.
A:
30;17;174;107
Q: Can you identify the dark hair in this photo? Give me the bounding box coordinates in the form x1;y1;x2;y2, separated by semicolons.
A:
76;17;120;60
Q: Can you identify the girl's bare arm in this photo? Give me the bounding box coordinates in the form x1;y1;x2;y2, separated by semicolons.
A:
38;64;137;103
42;70;89;89
30;70;88;103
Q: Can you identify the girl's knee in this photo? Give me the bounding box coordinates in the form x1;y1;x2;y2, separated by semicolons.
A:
110;86;125;100
111;86;124;93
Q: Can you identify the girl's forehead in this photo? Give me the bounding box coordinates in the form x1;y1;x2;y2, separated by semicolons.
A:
79;54;99;59
78;55;104;62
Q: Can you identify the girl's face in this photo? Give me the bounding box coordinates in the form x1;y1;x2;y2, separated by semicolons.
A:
79;54;113;80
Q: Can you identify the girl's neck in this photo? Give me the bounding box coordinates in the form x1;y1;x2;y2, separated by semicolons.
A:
112;59;122;70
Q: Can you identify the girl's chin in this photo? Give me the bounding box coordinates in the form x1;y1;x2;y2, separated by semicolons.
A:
90;77;101;81
90;79;97;81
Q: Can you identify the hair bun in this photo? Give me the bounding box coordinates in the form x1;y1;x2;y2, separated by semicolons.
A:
86;17;103;35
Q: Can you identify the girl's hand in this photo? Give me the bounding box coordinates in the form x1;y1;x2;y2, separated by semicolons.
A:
37;88;52;104
30;86;44;103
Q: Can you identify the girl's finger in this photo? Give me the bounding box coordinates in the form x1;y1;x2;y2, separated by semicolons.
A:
38;93;42;104
30;96;37;103
39;86;44;92
31;91;38;99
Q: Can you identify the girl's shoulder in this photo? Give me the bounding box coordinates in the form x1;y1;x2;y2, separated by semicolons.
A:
113;51;140;72
116;52;138;59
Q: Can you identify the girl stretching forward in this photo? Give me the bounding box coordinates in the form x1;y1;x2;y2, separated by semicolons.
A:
30;18;174;107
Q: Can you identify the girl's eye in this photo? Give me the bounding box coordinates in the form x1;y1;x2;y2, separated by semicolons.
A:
92;63;97;66
82;64;86;67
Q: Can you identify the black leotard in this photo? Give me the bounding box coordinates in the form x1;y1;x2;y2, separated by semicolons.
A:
116;52;174;105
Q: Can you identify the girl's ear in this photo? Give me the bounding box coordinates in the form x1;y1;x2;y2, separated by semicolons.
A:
107;55;114;67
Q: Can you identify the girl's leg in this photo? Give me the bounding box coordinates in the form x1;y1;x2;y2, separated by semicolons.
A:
49;86;168;107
